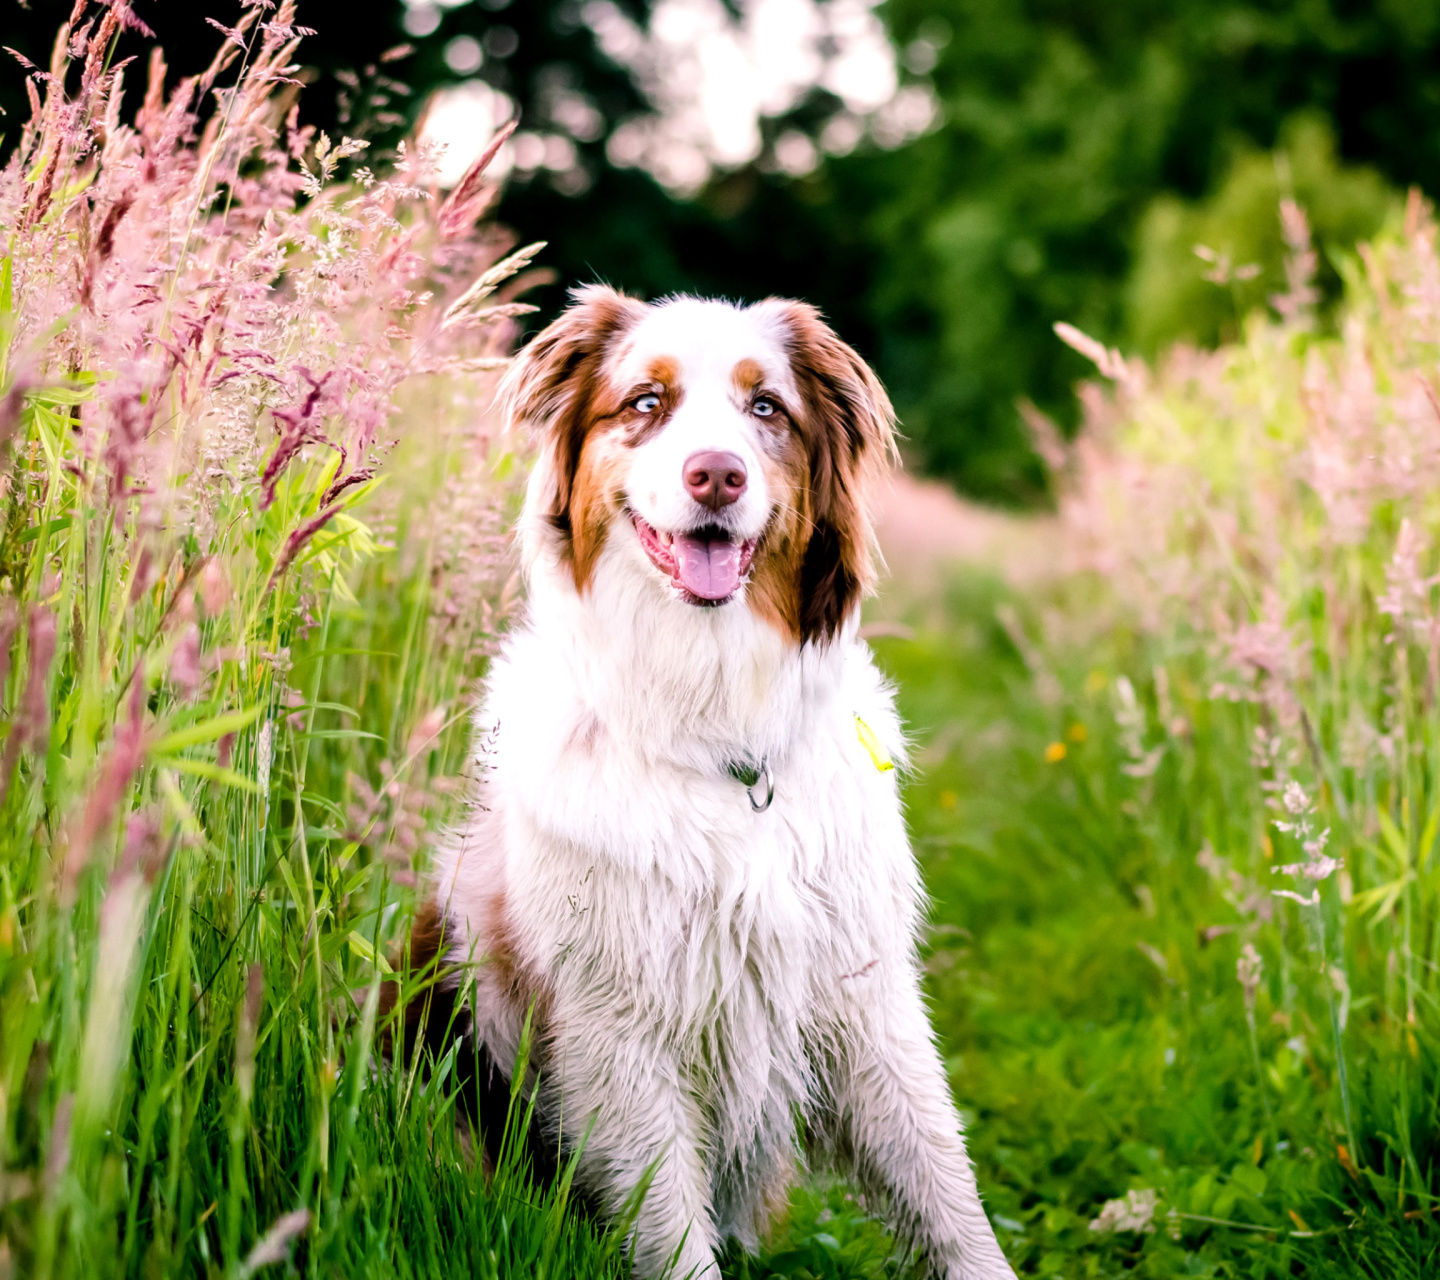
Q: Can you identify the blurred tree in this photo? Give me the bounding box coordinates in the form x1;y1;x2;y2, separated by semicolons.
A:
849;0;1440;499
0;1;421;142
7;1;1440;501
1126;113;1396;355
0;1;883;445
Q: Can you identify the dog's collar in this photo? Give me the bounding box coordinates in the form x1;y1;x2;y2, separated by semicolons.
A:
725;755;774;813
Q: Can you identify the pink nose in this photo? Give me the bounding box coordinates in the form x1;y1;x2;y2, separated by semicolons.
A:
683;451;747;510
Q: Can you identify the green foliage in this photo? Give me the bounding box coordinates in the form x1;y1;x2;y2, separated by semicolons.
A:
865;555;1438;1277
838;0;1440;498
9;1;1440;498
1126;114;1397;354
0;10;603;1273
927;201;1440;1275
0;416;622;1277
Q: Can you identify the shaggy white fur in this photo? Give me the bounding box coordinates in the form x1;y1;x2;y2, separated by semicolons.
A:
428;291;1016;1280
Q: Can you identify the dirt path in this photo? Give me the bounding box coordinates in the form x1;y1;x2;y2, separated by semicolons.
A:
871;471;1057;589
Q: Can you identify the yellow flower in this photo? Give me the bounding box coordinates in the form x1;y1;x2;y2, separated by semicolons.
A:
939;789;958;809
1044;741;1067;763
1068;722;1088;742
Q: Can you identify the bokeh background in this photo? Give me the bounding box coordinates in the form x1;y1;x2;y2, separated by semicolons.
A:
8;0;1436;501
5;5;1440;1277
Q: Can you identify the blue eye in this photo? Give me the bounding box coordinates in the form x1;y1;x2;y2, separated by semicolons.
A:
753;397;776;418
634;394;661;413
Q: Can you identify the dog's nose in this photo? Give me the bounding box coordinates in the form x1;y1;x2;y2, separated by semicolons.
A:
683;451;748;510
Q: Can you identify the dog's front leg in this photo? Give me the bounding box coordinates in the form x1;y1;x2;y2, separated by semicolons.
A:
835;971;1017;1280
550;1019;718;1279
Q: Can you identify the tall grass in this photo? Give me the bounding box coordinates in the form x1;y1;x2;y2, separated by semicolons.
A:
0;4;629;1275
1031;192;1440;1273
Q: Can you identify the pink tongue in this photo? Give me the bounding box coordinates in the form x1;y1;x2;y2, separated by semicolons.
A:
672;533;742;600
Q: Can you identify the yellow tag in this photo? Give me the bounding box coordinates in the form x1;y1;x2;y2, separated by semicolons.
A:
854;715;894;772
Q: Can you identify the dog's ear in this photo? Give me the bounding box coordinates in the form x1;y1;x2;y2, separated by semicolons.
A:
503;284;647;529
756;300;898;644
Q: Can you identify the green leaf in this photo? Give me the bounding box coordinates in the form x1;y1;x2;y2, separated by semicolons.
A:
1230;1163;1267;1197
1377;808;1409;870
28;382;97;407
153;756;261;793
293;728;385;743
1418;806;1439;873
18;516;73;544
150;706;265;754
346;930;393;974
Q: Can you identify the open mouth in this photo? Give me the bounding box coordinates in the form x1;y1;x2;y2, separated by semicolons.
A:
631;513;758;605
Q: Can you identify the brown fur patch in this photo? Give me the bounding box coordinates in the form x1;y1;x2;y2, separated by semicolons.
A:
567;426;630;592
732;357;766;398
747;301;897;644
504;285;648;584
379;892;557;1181
477;882;543;1017
377;895;456;1062
744;439;812;642
621;355;685;447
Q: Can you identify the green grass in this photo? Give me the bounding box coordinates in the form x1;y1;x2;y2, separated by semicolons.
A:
8;520;1432;1276
865;568;1439;1279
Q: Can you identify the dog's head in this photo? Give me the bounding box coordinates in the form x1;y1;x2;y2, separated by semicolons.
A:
504;286;896;645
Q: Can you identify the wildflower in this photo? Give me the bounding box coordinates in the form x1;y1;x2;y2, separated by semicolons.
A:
170;624;203;699
1089;1188;1159;1234
1269;780;1339;905
265;501;346;590
1273;887;1320;906
1194;243;1262;287
257;720;274;804
1237;943;1263;1012
243;1209;312;1271
1282;780;1310;816
1044;741;1067;762
63;672;148;900
1223;592;1309;728
1113;675;1164;778
1271;198;1320;327
1053;321;1143;393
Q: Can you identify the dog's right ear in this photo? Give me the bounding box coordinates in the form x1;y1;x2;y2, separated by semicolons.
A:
503;284;648;528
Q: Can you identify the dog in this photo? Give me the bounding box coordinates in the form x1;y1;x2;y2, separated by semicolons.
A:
401;286;1017;1280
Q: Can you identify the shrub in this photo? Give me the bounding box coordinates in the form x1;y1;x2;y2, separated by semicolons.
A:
1125;113;1398;356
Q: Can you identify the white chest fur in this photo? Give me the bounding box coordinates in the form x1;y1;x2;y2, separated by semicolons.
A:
437;538;917;1164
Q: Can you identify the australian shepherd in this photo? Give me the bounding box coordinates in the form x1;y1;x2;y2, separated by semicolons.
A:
398;286;1016;1280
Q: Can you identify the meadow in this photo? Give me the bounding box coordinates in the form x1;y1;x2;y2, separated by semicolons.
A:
1;6;1437;1278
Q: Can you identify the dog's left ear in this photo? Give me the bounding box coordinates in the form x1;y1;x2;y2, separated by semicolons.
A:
755;300;898;644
